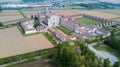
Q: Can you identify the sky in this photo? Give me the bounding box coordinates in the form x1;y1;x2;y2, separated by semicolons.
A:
100;0;120;4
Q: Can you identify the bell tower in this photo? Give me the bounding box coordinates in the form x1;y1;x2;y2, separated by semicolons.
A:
38;9;41;21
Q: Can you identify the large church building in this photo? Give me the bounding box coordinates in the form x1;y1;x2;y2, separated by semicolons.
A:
46;15;60;27
44;8;60;27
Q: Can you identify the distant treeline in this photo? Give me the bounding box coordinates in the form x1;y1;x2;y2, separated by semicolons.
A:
100;2;120;7
70;2;120;9
22;0;45;3
0;6;2;12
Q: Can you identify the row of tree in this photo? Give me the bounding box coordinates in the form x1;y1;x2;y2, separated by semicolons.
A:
0;6;3;27
87;34;103;44
104;29;120;51
0;6;2;12
0;22;3;27
55;40;120;67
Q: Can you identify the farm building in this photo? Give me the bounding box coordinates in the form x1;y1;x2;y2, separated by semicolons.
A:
20;19;36;34
36;26;47;32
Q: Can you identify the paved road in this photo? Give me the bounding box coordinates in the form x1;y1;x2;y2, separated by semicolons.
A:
87;42;118;65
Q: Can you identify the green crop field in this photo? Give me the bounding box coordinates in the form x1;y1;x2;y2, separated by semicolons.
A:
75;17;100;25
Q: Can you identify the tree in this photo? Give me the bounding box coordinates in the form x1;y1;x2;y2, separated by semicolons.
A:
0;6;2;12
96;38;101;47
34;15;38;20
104;28;120;51
0;22;3;27
110;29;115;37
57;41;102;67
74;39;85;46
103;58;110;67
31;15;34;19
34;20;40;27
100;34;103;40
113;61;120;67
57;41;77;67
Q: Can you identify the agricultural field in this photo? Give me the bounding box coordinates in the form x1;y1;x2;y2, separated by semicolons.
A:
21;9;120;20
2;21;18;25
80;11;120;19
51;10;120;19
0;10;20;16
21;10;38;18
0;27;53;58
96;9;120;15
0;10;24;25
95;9;120;22
51;10;80;16
109;17;120;22
74;17;100;25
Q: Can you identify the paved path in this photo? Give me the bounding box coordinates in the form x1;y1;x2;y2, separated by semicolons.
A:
87;42;118;64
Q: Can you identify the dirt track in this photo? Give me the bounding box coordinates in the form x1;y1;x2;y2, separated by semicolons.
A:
16;59;57;67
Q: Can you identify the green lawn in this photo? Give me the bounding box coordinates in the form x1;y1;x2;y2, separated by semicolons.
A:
55;26;73;35
42;32;57;47
75;17;99;25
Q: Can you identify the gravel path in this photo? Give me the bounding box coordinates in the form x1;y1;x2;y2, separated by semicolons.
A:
88;43;118;64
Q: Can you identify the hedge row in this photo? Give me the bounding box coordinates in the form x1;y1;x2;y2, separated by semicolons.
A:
0;48;55;65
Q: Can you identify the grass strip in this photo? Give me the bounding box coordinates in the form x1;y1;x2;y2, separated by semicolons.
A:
18;10;27;19
42;32;57;47
56;26;73;35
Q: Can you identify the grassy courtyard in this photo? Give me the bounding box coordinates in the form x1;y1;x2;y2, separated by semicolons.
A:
75;17;99;25
54;26;73;35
